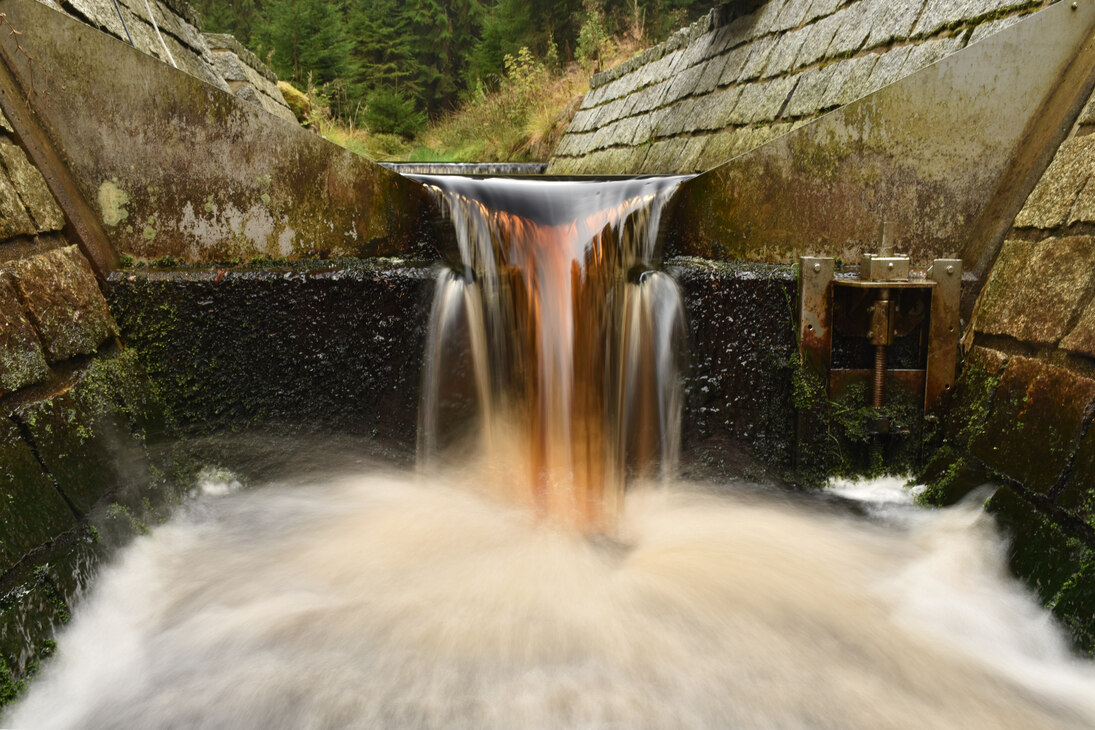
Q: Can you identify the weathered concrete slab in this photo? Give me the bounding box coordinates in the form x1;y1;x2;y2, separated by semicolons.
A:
666;2;1095;274
976;237;1095;346
971;356;1095;495
4;246;117;362
0;0;434;265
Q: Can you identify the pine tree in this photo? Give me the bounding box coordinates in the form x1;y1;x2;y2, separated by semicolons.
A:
191;0;263;44
350;0;419;96
254;0;354;88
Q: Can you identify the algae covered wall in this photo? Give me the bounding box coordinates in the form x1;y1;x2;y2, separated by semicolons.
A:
0;108;173;694
549;0;1057;175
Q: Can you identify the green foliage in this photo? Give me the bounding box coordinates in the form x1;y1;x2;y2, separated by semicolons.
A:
253;0;354;89
191;0;713;140
364;89;426;138
576;6;610;68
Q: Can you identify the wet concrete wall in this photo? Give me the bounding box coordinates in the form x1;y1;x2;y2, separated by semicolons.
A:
549;0;1058;175
106;264;436;448
102;260;801;487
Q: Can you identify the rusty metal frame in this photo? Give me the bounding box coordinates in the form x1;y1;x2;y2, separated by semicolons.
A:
800;256;960;414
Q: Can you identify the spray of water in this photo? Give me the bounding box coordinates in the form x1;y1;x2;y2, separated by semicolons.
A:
8;465;1095;729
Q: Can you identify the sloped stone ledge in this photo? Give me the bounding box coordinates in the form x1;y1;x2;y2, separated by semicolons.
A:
549;0;1054;175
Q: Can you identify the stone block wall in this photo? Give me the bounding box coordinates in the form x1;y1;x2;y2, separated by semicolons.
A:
548;0;1056;175
204;33;297;124
36;0;295;122
0;108;170;691
918;76;1095;652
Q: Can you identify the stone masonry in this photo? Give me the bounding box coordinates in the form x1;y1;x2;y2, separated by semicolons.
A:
549;0;1058;175
204;33;298;124
36;0;295;122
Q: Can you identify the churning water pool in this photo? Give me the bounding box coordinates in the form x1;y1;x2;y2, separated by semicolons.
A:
7;462;1095;729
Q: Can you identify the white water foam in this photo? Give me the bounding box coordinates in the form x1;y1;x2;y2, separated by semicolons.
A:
9;469;1095;729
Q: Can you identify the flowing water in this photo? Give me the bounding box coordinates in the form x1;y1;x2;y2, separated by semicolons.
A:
9;176;1095;727
414;175;687;530
8;467;1095;729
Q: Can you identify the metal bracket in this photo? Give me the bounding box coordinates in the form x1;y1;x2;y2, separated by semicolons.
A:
862;255;911;282
798;256;834;373
925;259;962;409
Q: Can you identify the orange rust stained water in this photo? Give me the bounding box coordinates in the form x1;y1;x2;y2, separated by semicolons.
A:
414;175;688;531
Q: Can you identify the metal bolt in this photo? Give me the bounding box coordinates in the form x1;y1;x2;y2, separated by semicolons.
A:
813;262;821;273
1073;2;1079;9
887;262;894;270
946;265;954;275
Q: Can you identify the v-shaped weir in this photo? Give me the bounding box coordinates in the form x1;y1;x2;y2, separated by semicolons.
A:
414;175;689;530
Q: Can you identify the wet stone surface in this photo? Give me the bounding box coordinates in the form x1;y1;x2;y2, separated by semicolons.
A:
975;237;1095;346
0;419;75;574
971;356;1095;495
4;246;118;363
0;278;49;395
107;263;437;444
671;260;797;480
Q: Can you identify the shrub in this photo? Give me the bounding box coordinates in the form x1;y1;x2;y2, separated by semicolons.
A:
364;89;426;139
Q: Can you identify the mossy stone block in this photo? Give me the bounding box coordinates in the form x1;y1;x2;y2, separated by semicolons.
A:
73;348;170;443
1057;424;1095;527
0;141;65;233
0;165;35;240
1060;295;1095;359
986;486;1087;606
971;356;1095;495
0;278;49;395
1053;564;1095;655
937;346;1008;447
976;237;1095;346
13;358;154;517
1014;137;1095;229
0;530;99;687
0;419;75;573
5;246;118;363
916;447;991;507
14;394;117;516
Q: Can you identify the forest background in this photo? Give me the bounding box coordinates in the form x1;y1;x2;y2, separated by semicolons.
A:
191;0;715;160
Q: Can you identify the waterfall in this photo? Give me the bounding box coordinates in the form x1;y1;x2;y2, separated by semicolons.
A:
414;175;688;530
